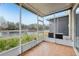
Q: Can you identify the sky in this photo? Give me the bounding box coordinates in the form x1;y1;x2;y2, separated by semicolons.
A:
0;3;79;25
0;3;38;25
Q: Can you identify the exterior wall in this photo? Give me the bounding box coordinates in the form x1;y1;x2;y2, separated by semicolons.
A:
49;20;54;33
49;14;79;36
49;16;69;36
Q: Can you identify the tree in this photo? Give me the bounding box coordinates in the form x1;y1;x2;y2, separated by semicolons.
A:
0;16;8;30
28;24;37;30
0;16;49;30
5;22;16;30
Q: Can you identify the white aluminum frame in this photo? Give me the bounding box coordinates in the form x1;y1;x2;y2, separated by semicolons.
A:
19;3;22;54
37;16;45;40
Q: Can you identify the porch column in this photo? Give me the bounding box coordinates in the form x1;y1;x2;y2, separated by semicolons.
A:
72;4;79;41
54;14;56;38
68;10;72;40
72;10;76;41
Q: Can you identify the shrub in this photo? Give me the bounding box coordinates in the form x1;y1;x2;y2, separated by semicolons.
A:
0;34;37;52
0;39;7;52
21;34;33;44
0;38;19;52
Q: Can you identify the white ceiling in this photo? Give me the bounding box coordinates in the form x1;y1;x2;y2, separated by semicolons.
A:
22;3;74;17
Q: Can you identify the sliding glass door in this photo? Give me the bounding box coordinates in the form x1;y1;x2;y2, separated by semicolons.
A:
75;5;79;52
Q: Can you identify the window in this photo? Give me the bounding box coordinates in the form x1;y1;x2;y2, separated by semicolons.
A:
21;6;37;44
0;3;20;52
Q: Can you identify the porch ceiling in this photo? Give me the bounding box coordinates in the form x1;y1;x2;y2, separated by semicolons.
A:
22;3;74;17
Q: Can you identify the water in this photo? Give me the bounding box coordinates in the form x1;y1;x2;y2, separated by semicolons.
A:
0;31;37;38
0;30;48;38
